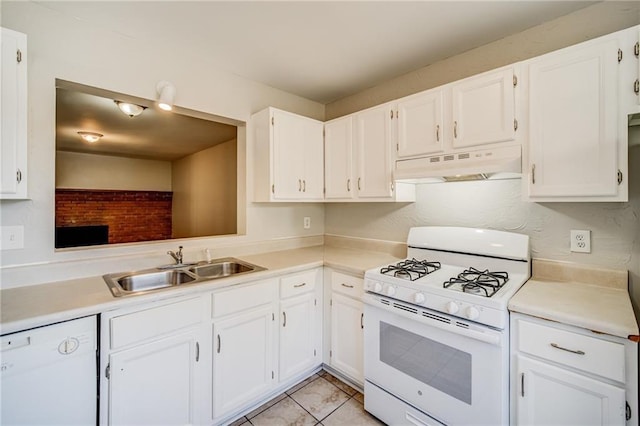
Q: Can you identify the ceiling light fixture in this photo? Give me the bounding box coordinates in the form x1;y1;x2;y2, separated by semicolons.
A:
77;131;103;143
114;100;146;118
156;81;176;111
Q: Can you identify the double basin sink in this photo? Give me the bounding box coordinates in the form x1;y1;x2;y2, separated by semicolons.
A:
103;258;266;297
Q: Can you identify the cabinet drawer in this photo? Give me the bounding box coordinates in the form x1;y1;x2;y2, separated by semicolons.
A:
110;297;204;349
516;319;625;382
212;279;277;318
331;271;363;298
280;270;317;298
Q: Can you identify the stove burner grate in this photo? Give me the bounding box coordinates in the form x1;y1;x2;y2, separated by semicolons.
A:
443;267;509;297
380;258;441;281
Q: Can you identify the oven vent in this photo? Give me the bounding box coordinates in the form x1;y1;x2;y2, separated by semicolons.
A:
381;299;391;306
455;322;470;329
393;303;418;315
422;311;451;324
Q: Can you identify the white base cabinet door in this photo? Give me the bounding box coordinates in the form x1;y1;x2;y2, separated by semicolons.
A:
516;355;626;426
279;292;320;382
212;304;275;422
330;292;364;383
109;331;203;426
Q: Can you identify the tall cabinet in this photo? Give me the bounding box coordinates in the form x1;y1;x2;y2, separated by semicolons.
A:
1;27;28;199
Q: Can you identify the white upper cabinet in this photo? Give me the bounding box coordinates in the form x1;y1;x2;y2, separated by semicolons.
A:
451;67;516;149
354;103;395;199
324;104;415;202
253;107;324;202
324;116;354;200
396;87;445;158
524;26;639;202
1;27;28;199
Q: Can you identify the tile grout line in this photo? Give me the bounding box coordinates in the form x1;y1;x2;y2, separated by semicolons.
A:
293;375;353;423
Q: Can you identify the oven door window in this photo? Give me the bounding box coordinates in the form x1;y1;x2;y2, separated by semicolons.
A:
380;321;472;404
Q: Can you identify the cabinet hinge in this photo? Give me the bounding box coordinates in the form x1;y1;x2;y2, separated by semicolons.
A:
272;371;274;379
330;299;332;306
531;164;536;185
314;349;317;356
396;143;399;152
514;119;518;131
271;116;274;126
271;184;275;194
635;42;640;57
390;110;393;119
329;350;332;358
272;312;275;321
391;181;394;192
618;169;623;185
314;299;317;306
513;75;518;87
618;49;623;63
105;364;111;379
634;79;639;95
16;49;22;64
323;128;325;138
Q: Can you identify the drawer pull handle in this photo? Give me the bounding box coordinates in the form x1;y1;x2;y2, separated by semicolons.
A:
550;342;585;355
294;283;306;288
341;283;354;288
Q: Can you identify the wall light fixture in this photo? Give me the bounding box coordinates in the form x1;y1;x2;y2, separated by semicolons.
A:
156;81;176;111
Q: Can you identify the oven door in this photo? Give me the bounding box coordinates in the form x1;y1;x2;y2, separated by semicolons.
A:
363;294;508;426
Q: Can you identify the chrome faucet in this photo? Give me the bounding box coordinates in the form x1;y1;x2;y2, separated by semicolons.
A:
167;246;184;265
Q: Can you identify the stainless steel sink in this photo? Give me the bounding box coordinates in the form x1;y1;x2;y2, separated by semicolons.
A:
189;259;259;278
103;257;266;297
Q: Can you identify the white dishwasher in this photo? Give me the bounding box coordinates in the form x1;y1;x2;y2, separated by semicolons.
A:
1;315;97;425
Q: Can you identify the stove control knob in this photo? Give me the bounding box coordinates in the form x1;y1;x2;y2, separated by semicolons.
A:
413;292;425;304
384;285;396;297
445;301;459;314
465;306;480;320
373;282;383;293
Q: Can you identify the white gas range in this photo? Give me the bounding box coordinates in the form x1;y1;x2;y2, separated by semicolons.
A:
362;226;530;426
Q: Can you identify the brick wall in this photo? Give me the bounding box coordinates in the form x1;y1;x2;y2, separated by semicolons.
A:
55;189;173;244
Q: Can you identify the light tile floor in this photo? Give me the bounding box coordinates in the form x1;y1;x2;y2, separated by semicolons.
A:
229;370;384;426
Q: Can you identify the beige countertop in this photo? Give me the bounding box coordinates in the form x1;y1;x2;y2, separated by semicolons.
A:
0;245;402;335
508;259;639;340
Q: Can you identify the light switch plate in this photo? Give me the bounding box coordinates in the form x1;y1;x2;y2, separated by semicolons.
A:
0;226;24;250
570;229;591;253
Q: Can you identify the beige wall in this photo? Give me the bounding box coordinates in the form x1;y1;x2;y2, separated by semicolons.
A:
0;1;325;286
326;1;640;120
172;140;237;238
56;151;172;191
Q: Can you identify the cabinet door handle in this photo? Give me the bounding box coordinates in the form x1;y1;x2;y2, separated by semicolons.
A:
294;282;306;288
361;313;364;329
436;125;440;142
217;334;221;353
196;342;200;362
16;169;22;183
531;164;536;184
302;180;306;192
347;179;351;192
298;179;302;191
341;283;354;288
453;121;458;139
521;373;525;397
283;312;287;327
357;177;361;191
550;342;585;355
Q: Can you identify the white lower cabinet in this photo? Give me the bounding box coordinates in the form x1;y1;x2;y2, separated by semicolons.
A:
109;331;202;426
327;270;364;385
211;279;278;423
279;269;322;383
516;355;626;425
511;313;636;426
100;295;209;426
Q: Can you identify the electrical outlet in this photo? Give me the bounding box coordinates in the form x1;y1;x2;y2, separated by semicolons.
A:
303;217;311;229
570;230;591;253
0;226;24;250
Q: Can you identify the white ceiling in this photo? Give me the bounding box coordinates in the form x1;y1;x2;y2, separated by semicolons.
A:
38;0;597;104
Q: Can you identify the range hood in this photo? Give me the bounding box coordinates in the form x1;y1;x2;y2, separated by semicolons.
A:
395;145;521;183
